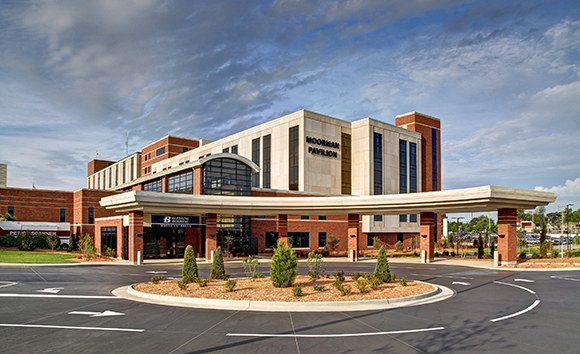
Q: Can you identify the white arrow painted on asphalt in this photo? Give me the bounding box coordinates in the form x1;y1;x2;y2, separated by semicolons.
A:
145;271;167;274
514;279;535;283
36;287;64;294
451;282;471;286
69;311;125;317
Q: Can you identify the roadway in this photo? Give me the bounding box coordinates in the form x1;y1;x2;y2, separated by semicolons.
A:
0;260;579;353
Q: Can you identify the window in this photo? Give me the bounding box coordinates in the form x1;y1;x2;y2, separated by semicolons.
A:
410;142;417;193
231;145;238;154
400;214;407;222
301;215;309;220
374;215;383;222
109;168;112;188
399;139;407;193
288;232;309;248
373;133;382;195
368;234;374;247
203;158;251;196
222;147;229;153
397;233;404;243
60;208;66;222
101;227;117;253
115;165;118;186
289;126;299;190
97;173;100;190
88;207;94;224
318;232;327;248
143;179;162;192
410;214;417;223
7;206;14;218
318;215;327;220
263;134;271;189
156;147;166;156
144;154;148;161
122;161;126;184
130;157;134;181
183;146;189;152
252;138;260;188
341;133;352;194
144;168;148;175
167;170;193;194
432;128;438;191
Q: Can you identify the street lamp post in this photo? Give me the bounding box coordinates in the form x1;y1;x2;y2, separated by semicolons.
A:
566;204;574;253
454;216;464;255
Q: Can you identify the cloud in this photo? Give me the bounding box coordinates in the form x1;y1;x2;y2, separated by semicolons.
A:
535;178;580;197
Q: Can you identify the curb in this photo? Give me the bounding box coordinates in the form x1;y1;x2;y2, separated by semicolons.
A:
112;281;454;312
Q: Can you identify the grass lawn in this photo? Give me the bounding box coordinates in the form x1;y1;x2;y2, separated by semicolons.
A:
0;250;78;263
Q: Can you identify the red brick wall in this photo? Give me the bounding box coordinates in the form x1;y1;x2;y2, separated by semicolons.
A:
72;189;119;238
0;187;73;223
88;160;115;176
94;217;123;257
141;136;200;176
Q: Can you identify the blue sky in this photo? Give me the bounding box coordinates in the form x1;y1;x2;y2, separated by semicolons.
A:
1;0;579;217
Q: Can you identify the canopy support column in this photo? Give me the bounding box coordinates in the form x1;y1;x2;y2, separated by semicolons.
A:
205;213;217;261
420;212;435;263
498;208;517;266
348;214;360;262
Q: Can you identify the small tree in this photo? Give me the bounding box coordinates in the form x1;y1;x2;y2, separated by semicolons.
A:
374;246;391;283
79;233;96;260
182;245;198;283
327;235;340;252
539;240;548;259
46;235;60;254
243;255;264;279
17;231;35;251
210;246;227;279
395;240;404;251
477;235;484;259
307;251;325;281
373;236;383;249
411;236;417;249
68;232;76;252
270;240;298;288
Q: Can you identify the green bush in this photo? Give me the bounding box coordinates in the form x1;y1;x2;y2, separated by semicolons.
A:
195;277;210;287
450;251;456;257
210;246;227;280
32;233;50;249
395;240;404;251
104;246;116;258
477;236;484;259
78;234;96;259
519;251;527;260
532;253;540;259
225;279;237;292
373;236;383;249
17;232;35;251
0;235;17;247
182;245;198;283
243;255;264;279
332;270;345;282
373;246;391;283
443;250;450;256
369;276;382;289
46;235;60;252
151;276;164;284
355;279;370;294
177;279;187;290
434;251;440;257
307;251;325;281
552;250;560;259
333;278;351;296
539;241;548;258
398;276;408;286
68;233;75;252
313;284;326;292
292;283;303;297
270;241;298;288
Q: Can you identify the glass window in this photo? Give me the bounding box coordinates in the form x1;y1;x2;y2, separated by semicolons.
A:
374;215;383;222
231;145;238;154
373;133;382;195
400;214;407;222
88;207;94;224
143;179;162;192
318;232;327;248
368;234;374;247
130;157;134;181
341;133;351;194
288;232;309;248
203;158;251;196
60;208;66;222
222;147;229;153
289;126;299;190
410;214;417;223
122;161;126;184
183;146;189;152
263;134;271;189
410;142;417;193
115;165;118;185
301;215;309;220
101;227;117;253
319;215;327;220
156;147;166;156
109;168;112;188
8;206;14;217
167;170;193;194
252;138;260;188
399;139;407;193
432;128;438;191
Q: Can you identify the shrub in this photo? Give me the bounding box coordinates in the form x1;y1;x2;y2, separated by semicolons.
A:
151;276;164;284
327;235;340;252
519;251;527;260
434;251;440;257
33;233;50;249
210;246;227;280
45;235;60;252
0;235;16;248
333;279;351;296
313;284;326;292
79;234;96;260
369;276;382;289
225;279;237;292
478;236;484;259
332;270;345;282
398;276;408;286
539;241;548;258
104;246;116;258
373;246;391;283
355;279;370;294
443;250;450;256
196;277;210;287
68;233;75;252
552;250;560;259
373;236;383;249
177;280;187;290
307;251;325;281
17;232;35;251
182;245;198;283
270;241;298;288
351;272;362;280
395;240;404;251
292;283;303;297
243;255;264;279
532;253;540;259
450;251;456;257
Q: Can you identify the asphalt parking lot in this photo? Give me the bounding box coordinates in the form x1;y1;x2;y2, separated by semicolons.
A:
1;260;579;353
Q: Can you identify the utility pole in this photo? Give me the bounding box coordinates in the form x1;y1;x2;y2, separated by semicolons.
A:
566;204;573;252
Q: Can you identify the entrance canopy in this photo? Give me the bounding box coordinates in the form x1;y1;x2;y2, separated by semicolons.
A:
100;185;556;216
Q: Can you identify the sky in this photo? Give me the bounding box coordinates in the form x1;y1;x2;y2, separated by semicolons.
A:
1;0;579;219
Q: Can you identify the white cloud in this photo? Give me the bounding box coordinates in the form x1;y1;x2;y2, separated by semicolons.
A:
535;178;580;197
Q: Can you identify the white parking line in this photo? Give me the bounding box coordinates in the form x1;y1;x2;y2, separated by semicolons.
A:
0;324;143;332
227;326;445;338
493;281;536;295
0;294;120;299
490;300;541;322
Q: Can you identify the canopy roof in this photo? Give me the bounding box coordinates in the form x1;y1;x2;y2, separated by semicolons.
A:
100;185;556;216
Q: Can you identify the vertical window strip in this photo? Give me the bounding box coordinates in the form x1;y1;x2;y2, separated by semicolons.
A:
432;128;438;191
341;133;351;195
263;134;271;189
399;139;407;194
289;126;299;190
373;133;382;195
409;142;417;193
252;138;260;188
